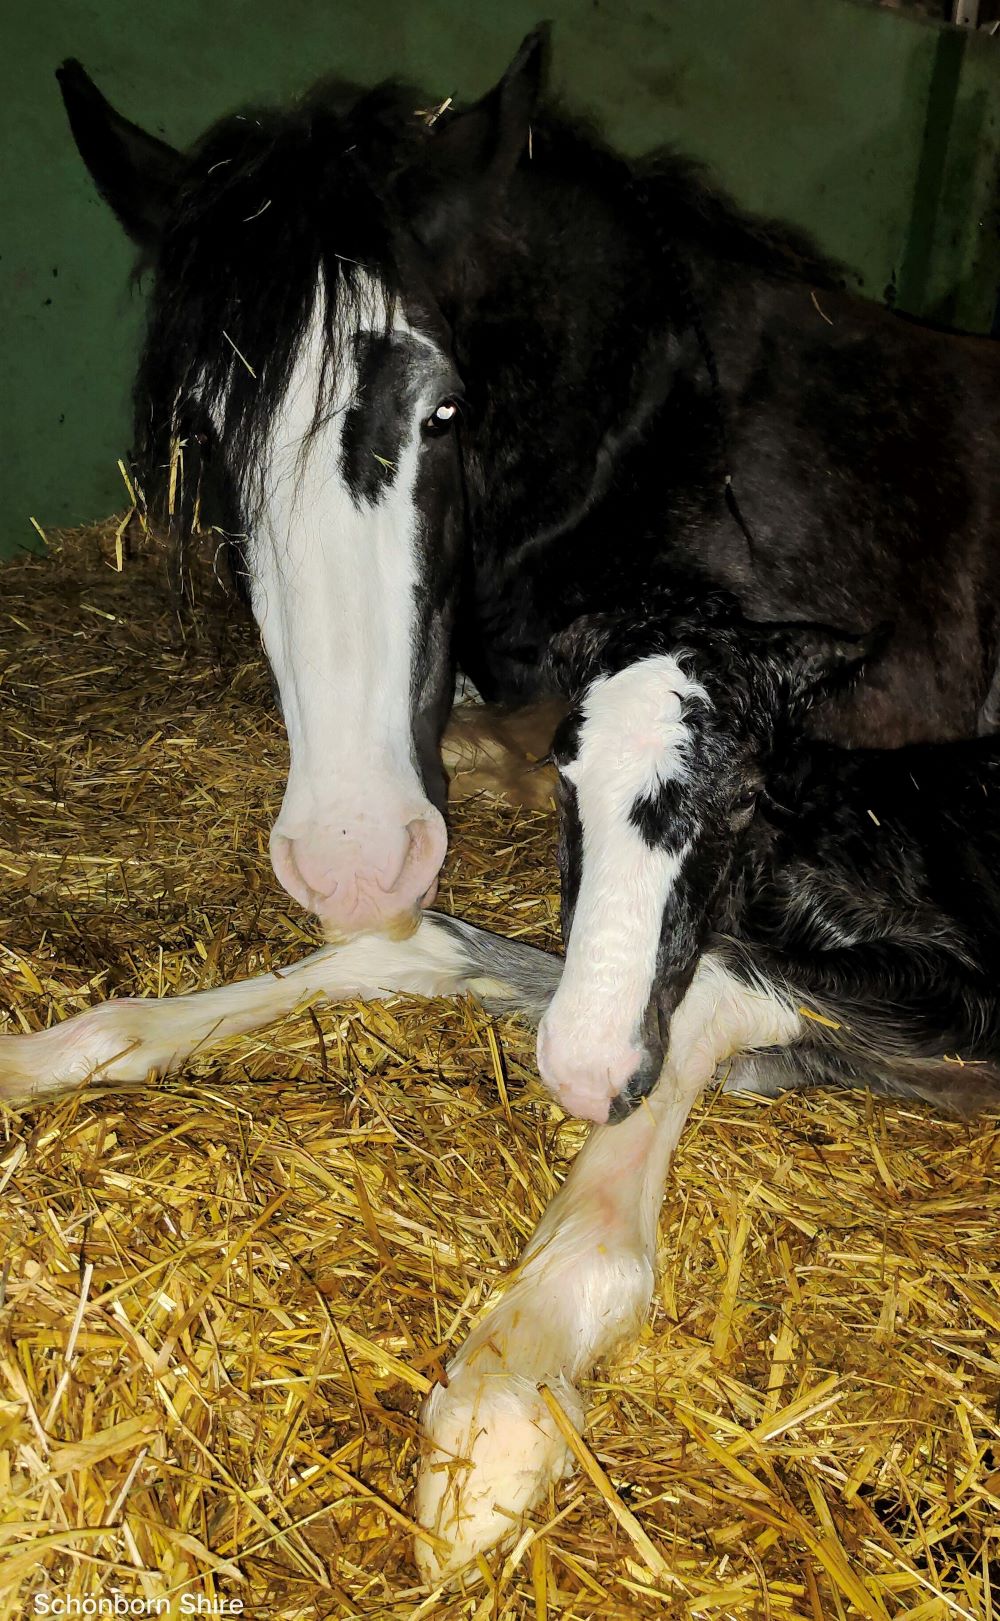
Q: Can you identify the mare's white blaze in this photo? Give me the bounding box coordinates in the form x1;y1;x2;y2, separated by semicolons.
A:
251;276;447;930
537;654;707;1121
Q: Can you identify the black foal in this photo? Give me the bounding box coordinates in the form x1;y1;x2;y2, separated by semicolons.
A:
538;600;1000;1122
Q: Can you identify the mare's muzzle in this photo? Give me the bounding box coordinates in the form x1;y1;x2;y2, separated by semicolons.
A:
270;799;447;938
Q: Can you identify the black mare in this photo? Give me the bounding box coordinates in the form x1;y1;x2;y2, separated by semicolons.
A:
57;28;1000;794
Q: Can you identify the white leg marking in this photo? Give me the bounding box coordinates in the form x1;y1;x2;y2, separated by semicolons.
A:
0;917;476;1105
538;655;707;1121
416;954;802;1578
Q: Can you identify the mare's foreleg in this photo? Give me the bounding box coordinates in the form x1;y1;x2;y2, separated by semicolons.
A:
0;914;561;1105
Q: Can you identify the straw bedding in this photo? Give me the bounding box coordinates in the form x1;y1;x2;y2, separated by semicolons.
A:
0;520;997;1619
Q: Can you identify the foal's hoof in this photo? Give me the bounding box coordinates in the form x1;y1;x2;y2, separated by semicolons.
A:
414;1369;582;1582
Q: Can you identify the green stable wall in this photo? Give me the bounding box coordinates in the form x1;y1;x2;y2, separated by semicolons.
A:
4;0;1000;556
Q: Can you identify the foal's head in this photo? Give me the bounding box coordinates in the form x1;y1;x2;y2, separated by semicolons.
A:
539;610;879;1122
57;34;546;937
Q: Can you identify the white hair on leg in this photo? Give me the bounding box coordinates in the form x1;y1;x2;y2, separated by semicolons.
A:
415;1068;699;1580
0;915;555;1105
416;953;802;1580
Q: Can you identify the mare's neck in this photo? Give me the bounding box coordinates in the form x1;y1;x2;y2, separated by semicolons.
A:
454;154;722;697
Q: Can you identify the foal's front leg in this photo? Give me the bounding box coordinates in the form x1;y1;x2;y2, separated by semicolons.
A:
415;1061;706;1581
415;952;795;1579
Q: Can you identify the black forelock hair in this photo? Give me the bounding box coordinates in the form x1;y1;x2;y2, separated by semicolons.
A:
131;78;440;537
130;66;849;545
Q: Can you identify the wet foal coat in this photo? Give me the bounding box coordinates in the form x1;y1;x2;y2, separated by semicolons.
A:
544;603;1000;1120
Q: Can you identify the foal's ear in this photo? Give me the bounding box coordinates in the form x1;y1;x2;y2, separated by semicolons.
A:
407;25;550;259
545;612;622;694
57;59;182;248
763;621;891;708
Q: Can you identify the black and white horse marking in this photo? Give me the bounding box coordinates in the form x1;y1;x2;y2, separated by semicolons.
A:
57;56;486;937
535;652;711;1120
546;600;1000;1122
240;283;461;933
55;31;1000;946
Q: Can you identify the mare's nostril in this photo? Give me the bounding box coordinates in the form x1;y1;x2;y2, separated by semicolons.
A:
405;817;431;869
268;797;447;935
401;812;448;889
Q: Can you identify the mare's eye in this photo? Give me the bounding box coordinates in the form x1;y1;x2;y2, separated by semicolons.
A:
423;398;461;437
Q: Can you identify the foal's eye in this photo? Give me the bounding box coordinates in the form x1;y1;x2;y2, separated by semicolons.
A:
732;787;759;817
422;398;461;437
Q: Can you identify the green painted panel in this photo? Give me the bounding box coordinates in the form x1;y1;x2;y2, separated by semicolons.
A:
920;24;1000;330
4;0;1000;556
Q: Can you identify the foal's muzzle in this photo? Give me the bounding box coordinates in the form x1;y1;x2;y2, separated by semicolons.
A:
535;1010;665;1124
606;1050;663;1121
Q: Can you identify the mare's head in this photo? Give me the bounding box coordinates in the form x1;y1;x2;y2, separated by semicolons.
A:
538;609;880;1122
57;34;546;937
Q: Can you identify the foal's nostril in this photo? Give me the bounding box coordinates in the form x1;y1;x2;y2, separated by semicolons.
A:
607;1050;663;1123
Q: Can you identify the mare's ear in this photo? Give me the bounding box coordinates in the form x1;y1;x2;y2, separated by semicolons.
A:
57;59;182;248
545;611;623;695
759;621;891;710
405;26;549;260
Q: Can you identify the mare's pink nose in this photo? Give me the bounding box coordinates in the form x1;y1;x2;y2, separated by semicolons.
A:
270;808;447;936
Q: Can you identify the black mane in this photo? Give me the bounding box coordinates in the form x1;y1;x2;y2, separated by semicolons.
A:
131;74;840;540
633;149;844;290
133;79;423;532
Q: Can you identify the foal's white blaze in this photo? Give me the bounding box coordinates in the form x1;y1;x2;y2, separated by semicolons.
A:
537;654;707;1121
251;277;447;936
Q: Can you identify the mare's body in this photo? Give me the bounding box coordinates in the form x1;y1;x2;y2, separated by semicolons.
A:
461;202;1000;750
